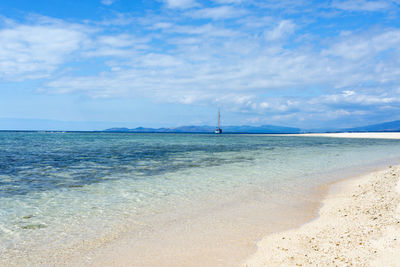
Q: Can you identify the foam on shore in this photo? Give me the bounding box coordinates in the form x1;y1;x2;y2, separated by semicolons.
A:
243;165;400;266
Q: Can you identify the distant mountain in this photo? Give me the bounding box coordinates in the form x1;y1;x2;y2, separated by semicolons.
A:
222;125;301;133
345;120;400;132
105;126;214;133
106;120;400;134
105;124;301;134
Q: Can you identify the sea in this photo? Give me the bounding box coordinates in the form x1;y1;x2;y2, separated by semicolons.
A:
1;132;400;265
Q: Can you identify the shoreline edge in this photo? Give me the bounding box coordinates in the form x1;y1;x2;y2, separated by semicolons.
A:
243;164;400;266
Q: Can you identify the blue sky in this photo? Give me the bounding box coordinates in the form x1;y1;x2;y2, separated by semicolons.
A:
1;0;400;130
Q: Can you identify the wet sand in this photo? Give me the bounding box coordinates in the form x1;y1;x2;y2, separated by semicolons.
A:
244;165;400;266
62;186;323;267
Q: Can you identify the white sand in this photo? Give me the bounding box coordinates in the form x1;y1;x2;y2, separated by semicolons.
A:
295;132;400;139
243;165;400;266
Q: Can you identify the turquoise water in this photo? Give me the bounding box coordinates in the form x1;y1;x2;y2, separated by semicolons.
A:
1;132;400;264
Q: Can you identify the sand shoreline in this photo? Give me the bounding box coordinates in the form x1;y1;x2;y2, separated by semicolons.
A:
274;132;400;139
6;164;400;267
243;164;400;266
72;162;400;267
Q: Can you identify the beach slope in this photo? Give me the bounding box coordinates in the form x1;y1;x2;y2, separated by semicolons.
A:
244;166;400;266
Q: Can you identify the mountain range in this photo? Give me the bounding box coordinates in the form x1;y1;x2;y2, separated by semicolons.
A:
105;120;400;134
344;120;400;132
105;125;302;134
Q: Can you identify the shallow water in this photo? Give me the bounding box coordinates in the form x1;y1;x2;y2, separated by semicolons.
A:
1;132;400;265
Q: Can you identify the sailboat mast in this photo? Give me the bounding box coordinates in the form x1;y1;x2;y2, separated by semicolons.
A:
215;108;222;134
218;108;220;129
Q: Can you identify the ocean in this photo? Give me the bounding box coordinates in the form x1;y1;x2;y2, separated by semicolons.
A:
1;132;400;265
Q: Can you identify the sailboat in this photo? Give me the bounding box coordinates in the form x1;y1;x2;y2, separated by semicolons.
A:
215;108;222;134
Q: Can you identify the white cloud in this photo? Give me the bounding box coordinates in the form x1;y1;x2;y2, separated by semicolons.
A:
162;0;198;9
2;5;400;127
318;91;399;105
99;13;135;26
342;90;355;96
167;23;237;36
265;20;296;41
82;33;151;58
189;6;246;20
97;34;136;47
101;0;115;6
212;0;242;4
239;16;274;28
152;22;173;29
0;20;90;80
40;25;400;114
253;0;313;12
260;102;269;109
331;0;392;11
322;29;400;60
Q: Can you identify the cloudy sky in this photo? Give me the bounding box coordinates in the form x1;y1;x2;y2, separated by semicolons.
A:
1;0;400;130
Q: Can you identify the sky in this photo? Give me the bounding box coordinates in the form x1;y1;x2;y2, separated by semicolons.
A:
1;0;400;130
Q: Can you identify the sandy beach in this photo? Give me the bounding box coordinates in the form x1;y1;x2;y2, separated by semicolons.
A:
295;132;400;139
244;164;400;266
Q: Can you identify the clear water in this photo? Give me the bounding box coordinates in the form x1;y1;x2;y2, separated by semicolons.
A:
1;132;400;264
